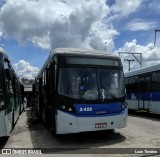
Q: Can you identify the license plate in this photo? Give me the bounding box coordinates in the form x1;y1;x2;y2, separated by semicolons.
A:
95;123;107;128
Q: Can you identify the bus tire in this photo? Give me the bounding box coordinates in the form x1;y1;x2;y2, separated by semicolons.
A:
44;108;49;128
51;114;57;135
12;110;14;131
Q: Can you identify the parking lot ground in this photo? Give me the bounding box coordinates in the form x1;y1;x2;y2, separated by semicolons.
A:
2;110;160;157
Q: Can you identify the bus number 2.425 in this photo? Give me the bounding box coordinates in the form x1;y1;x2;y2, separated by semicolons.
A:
79;107;92;112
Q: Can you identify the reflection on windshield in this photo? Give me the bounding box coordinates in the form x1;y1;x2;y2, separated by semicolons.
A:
98;69;125;100
58;68;125;100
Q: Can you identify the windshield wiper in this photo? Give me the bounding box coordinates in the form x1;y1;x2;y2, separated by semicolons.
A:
102;86;117;99
99;78;117;100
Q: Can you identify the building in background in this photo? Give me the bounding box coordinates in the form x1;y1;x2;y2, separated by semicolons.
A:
22;78;34;107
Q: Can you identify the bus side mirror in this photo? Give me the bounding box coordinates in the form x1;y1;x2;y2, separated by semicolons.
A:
5;68;13;80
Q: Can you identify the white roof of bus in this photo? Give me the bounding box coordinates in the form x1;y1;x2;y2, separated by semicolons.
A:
0;47;21;81
35;48;120;80
125;64;160;77
0;47;6;54
51;48;117;58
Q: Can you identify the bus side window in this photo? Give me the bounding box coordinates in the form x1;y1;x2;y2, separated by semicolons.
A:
127;76;139;92
4;59;14;93
50;61;56;92
152;71;160;91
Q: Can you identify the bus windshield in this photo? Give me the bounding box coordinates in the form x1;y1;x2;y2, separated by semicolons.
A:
58;67;125;100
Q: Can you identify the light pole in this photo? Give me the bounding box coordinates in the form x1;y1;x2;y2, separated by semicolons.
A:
105;41;107;52
124;58;134;71
119;52;142;68
154;29;160;47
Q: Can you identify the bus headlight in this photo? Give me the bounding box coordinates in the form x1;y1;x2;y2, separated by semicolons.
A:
60;104;74;113
68;108;72;112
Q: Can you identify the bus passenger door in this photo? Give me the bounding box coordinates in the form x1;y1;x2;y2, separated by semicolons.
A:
139;76;151;110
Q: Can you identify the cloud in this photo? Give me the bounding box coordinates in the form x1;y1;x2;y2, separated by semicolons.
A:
0;31;3;41
114;39;160;72
0;0;116;51
14;60;39;79
110;0;143;16
0;0;147;53
0;31;3;37
147;0;160;12
1;0;158;76
126;19;158;31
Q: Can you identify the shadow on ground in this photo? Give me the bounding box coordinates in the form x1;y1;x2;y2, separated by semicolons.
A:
28;119;126;154
0;137;9;148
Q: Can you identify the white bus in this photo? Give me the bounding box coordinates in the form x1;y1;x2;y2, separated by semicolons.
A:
33;48;128;134
125;64;160;113
0;47;24;137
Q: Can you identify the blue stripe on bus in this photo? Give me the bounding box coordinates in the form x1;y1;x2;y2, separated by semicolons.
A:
127;92;160;101
73;102;122;115
59;108;127;118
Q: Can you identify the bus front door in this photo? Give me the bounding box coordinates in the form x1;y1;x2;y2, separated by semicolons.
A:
139;76;151;111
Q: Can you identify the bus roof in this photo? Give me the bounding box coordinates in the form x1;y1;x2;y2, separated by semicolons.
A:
35;48;121;80
51;48;119;58
0;47;21;81
125;64;160;77
0;47;6;54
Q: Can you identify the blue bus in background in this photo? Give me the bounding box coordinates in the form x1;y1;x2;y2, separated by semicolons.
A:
33;48;128;134
125;64;160;114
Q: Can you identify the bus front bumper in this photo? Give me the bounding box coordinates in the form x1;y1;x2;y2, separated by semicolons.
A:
55;108;128;134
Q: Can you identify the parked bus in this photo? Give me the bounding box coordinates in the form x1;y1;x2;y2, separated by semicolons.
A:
33;48;128;134
0;47;24;137
125;64;160;113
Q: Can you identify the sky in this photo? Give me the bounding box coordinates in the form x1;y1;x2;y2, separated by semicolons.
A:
0;0;160;79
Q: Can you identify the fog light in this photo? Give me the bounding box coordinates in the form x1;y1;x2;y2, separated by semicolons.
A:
69;108;72;112
62;105;65;109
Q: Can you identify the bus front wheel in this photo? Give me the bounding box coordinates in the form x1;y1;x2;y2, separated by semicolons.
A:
51;114;57;135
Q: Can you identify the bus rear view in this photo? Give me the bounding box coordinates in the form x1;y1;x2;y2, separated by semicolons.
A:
33;48;128;134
